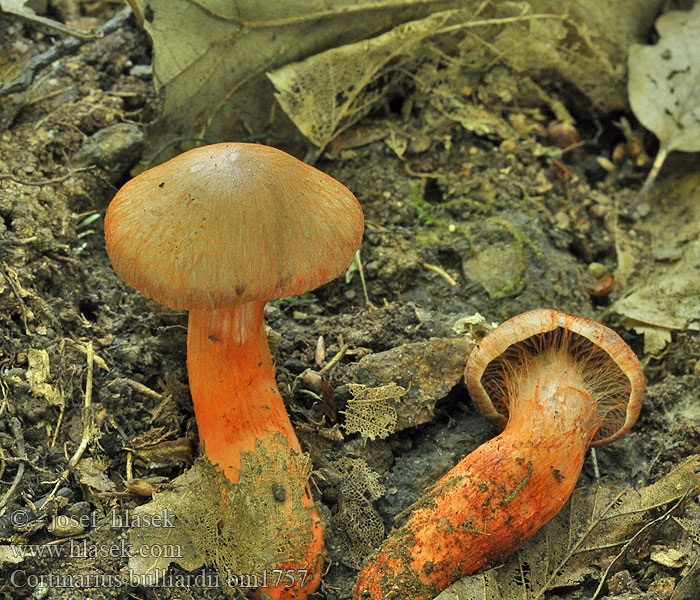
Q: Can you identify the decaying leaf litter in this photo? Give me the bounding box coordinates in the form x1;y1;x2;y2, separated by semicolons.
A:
1;1;699;599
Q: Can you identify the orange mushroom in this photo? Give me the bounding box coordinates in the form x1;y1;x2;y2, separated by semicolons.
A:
354;309;644;600
104;143;364;599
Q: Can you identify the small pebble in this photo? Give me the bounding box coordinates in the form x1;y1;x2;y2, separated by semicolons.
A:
130;64;153;79
588;262;607;279
284;359;307;374
72;123;144;181
652;247;682;262
64;501;92;520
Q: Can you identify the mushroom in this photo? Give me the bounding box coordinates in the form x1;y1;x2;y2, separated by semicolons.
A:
354;309;644;600
104;143;364;599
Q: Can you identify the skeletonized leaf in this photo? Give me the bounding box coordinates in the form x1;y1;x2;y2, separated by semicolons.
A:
129;434;315;594
437;455;700;600
628;5;700;198
342;382;403;440
268;9;458;151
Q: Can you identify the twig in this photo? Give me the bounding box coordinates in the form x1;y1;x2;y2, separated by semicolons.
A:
2;262;31;334
123;378;164;399
629;146;669;211
0;418;27;514
50;389;66;449
61;338;109;372
0;379;9;418
319;344;350;376
69;341;95;468
351;249;376;309
43;341;97;502
590;447;600;480
0;7;132;97
423;262;457;286
0;166;97;187
126;451;133;482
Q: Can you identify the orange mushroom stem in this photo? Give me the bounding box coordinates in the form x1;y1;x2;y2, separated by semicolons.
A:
354;309;644;600
187;303;299;481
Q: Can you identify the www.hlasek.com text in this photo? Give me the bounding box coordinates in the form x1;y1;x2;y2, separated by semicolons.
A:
10;538;181;560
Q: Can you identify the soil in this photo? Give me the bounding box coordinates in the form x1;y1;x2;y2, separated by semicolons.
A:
1;6;699;600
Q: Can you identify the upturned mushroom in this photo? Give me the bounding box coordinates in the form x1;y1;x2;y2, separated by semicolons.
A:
105;143;364;599
354;309;644;600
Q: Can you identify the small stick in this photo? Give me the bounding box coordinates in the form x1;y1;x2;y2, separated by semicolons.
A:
0;7;132;97
0;418;27;513
319;344;350;376
63;339;109;371
50;393;66;449
123;378;163;399
69;341;94;468
314;336;325;369
43;341;97;502
590;447;600;480
352;249;376;309
126;452;133;482
0;166;96;187
423;262;457;286
0;379;9;418
629;146;669;210
2;263;31;334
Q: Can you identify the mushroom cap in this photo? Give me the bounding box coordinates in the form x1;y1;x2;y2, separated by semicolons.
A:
104;143;364;311
465;309;645;446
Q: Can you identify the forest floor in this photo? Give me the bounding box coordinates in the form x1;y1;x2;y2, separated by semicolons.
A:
1;5;699;600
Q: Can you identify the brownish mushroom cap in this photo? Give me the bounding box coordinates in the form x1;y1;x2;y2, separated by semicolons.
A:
465;308;645;446
104;142;364;311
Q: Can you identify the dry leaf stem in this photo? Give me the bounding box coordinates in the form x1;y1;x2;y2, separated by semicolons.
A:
0;417;27;514
0;7;132;97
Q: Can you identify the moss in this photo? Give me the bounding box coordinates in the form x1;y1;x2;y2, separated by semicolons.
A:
407;181;474;249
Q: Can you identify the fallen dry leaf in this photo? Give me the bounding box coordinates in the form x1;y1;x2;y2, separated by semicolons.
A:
268;9;457;152
131;0;465;162
628;4;700;199
0;0;35;18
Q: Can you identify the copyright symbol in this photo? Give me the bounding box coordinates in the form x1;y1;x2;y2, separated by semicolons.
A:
10;510;28;527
